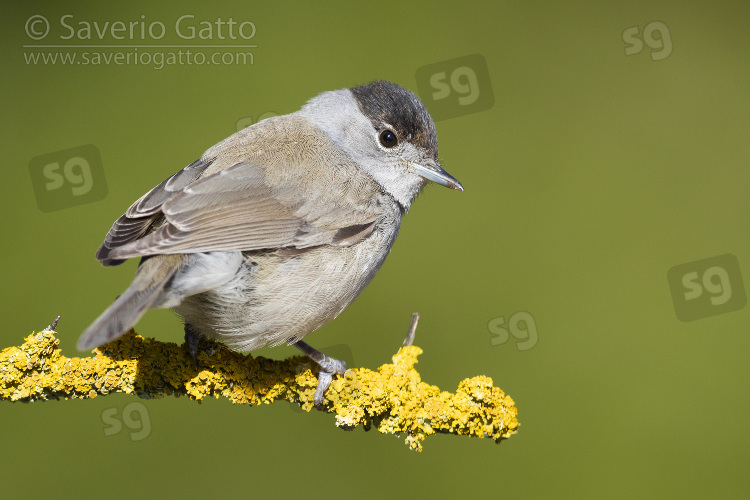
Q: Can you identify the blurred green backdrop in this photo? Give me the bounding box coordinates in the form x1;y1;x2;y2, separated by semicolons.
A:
2;1;749;498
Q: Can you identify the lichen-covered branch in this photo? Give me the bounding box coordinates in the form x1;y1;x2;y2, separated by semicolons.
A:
0;323;519;451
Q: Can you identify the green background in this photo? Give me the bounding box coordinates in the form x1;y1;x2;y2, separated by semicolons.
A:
2;1;749;498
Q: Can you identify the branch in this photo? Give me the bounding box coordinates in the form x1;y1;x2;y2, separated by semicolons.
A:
0;316;519;451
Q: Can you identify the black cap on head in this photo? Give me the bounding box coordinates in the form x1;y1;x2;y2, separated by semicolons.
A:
350;81;438;161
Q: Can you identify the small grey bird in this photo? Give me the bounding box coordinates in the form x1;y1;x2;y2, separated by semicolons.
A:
78;80;463;406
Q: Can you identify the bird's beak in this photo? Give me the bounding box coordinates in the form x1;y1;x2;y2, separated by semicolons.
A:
410;162;464;191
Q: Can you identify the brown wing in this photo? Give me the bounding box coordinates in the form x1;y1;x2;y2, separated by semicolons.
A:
95;132;380;266
96;159;212;265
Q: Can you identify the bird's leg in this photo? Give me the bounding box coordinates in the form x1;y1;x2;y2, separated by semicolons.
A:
292;340;346;409
184;324;201;369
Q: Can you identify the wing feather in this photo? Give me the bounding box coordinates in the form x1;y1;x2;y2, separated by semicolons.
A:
96;118;382;266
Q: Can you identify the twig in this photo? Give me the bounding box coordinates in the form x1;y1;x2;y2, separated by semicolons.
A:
403;312;419;346
0;320;519;451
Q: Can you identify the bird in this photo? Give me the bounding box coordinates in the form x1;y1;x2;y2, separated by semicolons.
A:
77;80;463;406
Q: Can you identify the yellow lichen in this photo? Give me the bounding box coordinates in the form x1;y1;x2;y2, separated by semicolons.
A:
0;328;519;451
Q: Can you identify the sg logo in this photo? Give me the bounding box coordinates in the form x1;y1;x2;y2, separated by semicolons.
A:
668;254;746;322
415;53;494;121
101;402;152;441
29;144;107;212
487;311;538;351
430;67;481;107
623;21;673;61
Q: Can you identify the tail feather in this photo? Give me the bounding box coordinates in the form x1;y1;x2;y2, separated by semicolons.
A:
77;256;180;351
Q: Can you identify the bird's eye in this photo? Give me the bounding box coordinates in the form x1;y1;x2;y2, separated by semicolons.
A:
379;129;398;148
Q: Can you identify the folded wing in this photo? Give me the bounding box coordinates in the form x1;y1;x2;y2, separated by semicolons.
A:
96;157;377;266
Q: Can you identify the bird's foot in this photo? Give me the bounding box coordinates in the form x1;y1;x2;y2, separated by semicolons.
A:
292;340;346;409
